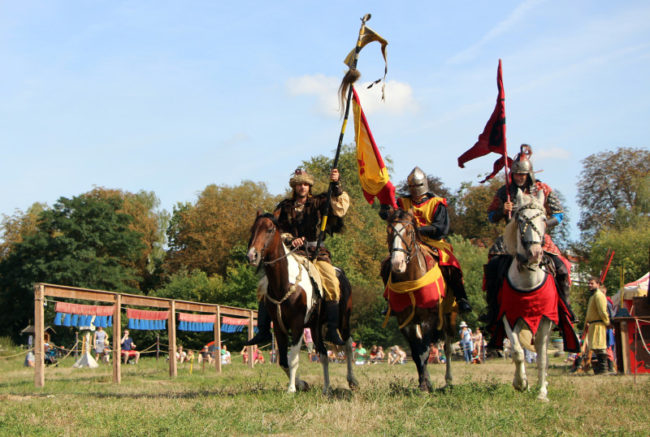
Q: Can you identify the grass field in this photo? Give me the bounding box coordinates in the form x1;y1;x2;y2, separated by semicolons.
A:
0;349;648;436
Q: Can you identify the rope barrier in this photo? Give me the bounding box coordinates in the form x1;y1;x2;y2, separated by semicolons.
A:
634;318;650;355
0;348;34;360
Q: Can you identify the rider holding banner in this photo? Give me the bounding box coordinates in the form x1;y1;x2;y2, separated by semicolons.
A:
246;168;350;346
379;167;472;314
482;145;572;326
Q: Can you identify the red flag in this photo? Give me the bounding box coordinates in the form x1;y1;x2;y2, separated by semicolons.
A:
458;59;507;168
479;155;513;183
352;87;397;208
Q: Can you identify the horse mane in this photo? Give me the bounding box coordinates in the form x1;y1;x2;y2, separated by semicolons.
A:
502;220;518;255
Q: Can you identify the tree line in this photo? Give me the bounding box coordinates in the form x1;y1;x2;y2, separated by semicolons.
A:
0;146;647;349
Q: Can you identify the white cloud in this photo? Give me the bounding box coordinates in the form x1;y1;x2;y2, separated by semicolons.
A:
286;75;418;117
448;0;547;65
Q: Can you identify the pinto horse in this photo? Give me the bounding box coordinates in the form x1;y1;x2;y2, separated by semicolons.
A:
382;208;456;392
246;212;358;394
496;189;578;401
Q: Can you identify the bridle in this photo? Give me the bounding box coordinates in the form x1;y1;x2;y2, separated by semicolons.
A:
513;202;546;269
388;218;419;264
514;203;545;249
250;216;300;267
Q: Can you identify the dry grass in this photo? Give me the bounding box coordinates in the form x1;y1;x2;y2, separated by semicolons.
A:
0;353;648;436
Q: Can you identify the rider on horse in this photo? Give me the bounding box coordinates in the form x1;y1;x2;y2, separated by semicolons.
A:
482;144;572;327
379;166;472;314
246;167;350;346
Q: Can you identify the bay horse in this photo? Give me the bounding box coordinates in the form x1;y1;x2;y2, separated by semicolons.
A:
382;208;456;392
497;189;575;401
246;212;358;394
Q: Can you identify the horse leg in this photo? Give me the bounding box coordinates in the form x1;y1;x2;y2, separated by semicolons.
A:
405;327;432;392
345;337;359;390
275;335;297;393
320;349;331;395
504;318;528;391
289;337;308;392
443;330;453;389
535;319;552;402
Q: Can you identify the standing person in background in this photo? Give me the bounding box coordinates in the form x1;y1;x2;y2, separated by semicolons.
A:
585;277;610;375
459;321;473;363
93;326;109;364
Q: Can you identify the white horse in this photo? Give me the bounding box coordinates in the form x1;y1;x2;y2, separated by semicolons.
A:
500;189;554;401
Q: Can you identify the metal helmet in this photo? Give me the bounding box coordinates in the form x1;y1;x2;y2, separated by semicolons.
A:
511;144;536;185
407;167;429;198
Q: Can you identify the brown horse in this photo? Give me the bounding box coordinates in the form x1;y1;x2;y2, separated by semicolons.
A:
246;212;358;394
382;208;456;392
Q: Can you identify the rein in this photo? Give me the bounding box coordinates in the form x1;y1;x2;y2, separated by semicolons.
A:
388;219;419;264
250;216;306;335
513;202;546;271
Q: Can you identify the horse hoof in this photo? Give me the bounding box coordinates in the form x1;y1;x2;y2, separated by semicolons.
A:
537;394;549;402
348;378;359;391
297;380;309;392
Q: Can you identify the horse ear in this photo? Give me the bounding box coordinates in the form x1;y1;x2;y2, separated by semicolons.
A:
272;209;281;220
535;189;545;205
256;210;262;218
515;188;525;206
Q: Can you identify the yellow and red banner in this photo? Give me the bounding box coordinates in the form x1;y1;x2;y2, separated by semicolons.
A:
352;86;397;208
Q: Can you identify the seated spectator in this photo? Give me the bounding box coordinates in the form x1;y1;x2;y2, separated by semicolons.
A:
369;345;379;364
186;349;195;363
471;344;482;364
428;343;440;364
253;349;265;364
176;345;187;363
240;345;249;364
388;345;406;365
376;346;385;362
120;330;140;364
93;326;110;364
221;344;231;364
198;346;213;365
355;342;368;365
327;349;337;362
24;350;35;367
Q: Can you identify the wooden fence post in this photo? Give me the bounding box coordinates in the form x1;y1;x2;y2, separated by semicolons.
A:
34;284;45;388
215;306;222;373
113;294;121;384
248;310;255;368
169;300;177;378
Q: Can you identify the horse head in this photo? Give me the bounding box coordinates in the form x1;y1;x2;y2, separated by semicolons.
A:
504;189;547;268
386;208;419;274
247;212;281;267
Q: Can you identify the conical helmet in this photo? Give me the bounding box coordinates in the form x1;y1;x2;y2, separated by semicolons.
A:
511;144;535;185
407;167;429;198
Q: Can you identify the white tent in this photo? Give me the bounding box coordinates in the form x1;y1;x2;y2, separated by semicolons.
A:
612;272;649;313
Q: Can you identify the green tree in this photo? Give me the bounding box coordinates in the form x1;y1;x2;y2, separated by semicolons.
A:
0;203;47;261
0;195;144;341
164;181;279;277
577;147;650;239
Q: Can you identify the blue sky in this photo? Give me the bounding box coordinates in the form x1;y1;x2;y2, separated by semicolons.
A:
1;1;649;241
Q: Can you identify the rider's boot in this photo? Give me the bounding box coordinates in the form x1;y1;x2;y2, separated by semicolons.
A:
442;266;472;313
324;301;345;346
595;352;608;375
245;301;272;346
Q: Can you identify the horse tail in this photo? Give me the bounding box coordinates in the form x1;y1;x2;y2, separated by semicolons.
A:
336;267;352;340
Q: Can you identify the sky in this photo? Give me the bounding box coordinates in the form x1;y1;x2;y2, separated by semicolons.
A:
1;0;649;241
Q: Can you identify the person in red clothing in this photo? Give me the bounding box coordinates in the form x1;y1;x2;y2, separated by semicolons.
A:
482;145;574;329
379;167;472;313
